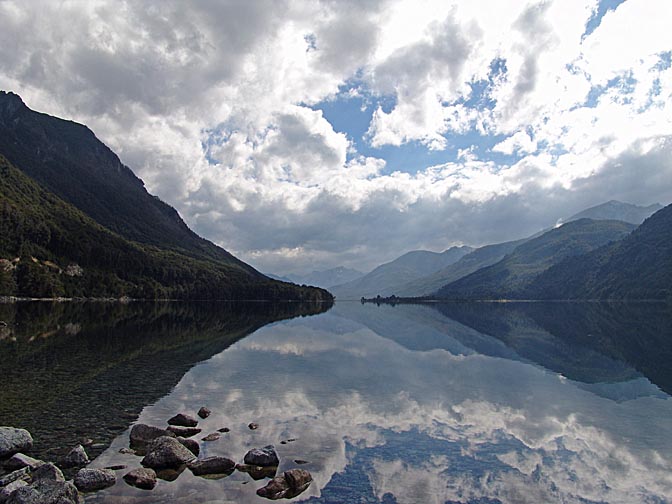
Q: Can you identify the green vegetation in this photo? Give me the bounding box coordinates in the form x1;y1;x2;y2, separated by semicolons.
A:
0;156;331;301
526;204;672;300
436;219;635;299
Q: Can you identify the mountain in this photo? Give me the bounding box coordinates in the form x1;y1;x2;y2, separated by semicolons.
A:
330;246;473;299
0;91;252;269
526;204;672;300
564;200;662;225
436;219;636;300
391;237;531;297
285;266;364;289
0;92;331;301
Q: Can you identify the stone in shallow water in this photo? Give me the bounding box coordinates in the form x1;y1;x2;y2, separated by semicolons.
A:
166;426;201;438
217;427;230;433
0;428;33;459
248;423;259;430
235;464;277;481
129;424;175;449
197;407;211;419
123;468;156;490
167;413;198;428
31;463;64;482
243;445;279;467
256;469;312;500
61;445;89;468
187;457;235;476
73;468;116;492
177;437;199;456
3;454;43;472
201;432;220;442
141;436;195;469
5;479;80;504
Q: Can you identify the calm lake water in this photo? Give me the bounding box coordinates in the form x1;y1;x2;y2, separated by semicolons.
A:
1;300;671;503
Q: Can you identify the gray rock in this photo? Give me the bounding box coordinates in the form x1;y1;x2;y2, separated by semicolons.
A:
3;454;43;472
141;436;195;469
0;468;30;487
201;432;220;442
256;469;312;500
5;480;80;504
73;468;116;492
0;428;33;459
167;413;198;427
0;480;27;504
197;407;211;419
30;463;64;482
129;424;175;448
177;437;199;457
61;445;89;468
187;457;235;476
123;468;156;490
243;445;279;467
165;426;201;438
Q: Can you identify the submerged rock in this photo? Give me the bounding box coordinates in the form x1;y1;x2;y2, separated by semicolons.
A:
73;468;116;492
187;457;235;476
243;445;279;467
31;463;64;482
123;468;156;490
167;413;198;428
197;407;211;419
141;436;195;469
217;427;230;433
61;445;89;468
201;433;220;442
166;426;201;438
256;469;312;500
177;437;199;457
3;454;43;471
5;480;80;504
248;423;259;430
129;424;175;448
0;428;33;459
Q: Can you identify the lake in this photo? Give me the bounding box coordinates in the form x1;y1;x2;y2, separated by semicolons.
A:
1;300;671;503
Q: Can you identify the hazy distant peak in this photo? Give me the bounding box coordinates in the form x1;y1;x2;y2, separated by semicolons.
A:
565;200;663;225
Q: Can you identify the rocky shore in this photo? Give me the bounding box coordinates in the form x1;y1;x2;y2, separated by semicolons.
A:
0;408;312;502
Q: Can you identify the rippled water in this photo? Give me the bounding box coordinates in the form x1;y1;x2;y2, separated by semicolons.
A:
1;301;671;503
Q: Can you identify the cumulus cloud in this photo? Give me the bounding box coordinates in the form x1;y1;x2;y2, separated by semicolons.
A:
0;0;670;273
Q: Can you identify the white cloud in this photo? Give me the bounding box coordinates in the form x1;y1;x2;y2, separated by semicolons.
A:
0;0;670;273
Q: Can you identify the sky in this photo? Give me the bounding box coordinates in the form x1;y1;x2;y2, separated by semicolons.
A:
0;0;671;275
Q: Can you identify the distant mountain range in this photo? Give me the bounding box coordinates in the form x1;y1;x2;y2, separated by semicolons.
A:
564;200;663;225
0;91;332;301
330;246;473;299
436;219;635;299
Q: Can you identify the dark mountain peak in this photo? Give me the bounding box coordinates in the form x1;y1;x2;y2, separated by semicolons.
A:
0;90;28;118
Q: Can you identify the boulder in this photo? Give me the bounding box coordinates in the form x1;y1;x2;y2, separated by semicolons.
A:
187;457;235;476
123;468;156;490
0;468;30;487
197;407;211;419
61;445;89;468
243;445;279;467
31;463;64;482
176;437;199;457
5;480;80;504
256;469;312;500
201;433;220;442
0;428;32;459
235;464;277;481
167;413;198;428
73;468;116;492
129;424;175;448
166;426;201;438
0;480;27;504
141;436;195;469
3;454;43;471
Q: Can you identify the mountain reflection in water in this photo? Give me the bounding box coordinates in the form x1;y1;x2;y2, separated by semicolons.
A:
1;300;671;503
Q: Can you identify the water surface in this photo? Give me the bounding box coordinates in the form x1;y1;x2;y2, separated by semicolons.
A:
1;301;671;503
